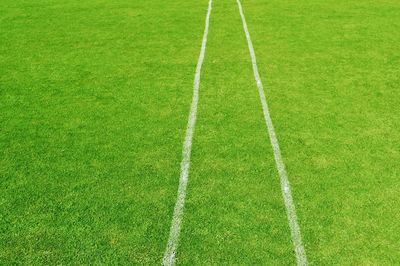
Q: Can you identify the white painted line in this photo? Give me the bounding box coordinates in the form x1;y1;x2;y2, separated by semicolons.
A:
235;0;308;265
162;1;213;265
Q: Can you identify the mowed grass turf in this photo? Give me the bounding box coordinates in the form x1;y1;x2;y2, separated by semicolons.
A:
177;0;295;264
1;0;208;263
1;0;400;265
241;0;400;264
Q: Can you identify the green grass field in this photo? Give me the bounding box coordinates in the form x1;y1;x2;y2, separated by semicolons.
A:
1;0;400;264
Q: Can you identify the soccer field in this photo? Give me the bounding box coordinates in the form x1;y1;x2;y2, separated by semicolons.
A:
1;0;400;264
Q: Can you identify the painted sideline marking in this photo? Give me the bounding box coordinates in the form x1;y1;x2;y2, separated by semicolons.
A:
162;0;213;265
236;0;308;265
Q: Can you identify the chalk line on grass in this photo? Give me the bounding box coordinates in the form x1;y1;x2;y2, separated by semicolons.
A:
235;0;308;265
163;1;213;265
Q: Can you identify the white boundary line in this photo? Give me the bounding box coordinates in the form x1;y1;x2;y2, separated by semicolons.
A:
163;1;213;265
236;0;308;265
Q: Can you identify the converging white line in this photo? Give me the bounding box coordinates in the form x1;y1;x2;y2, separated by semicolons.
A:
235;0;308;265
163;1;213;265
